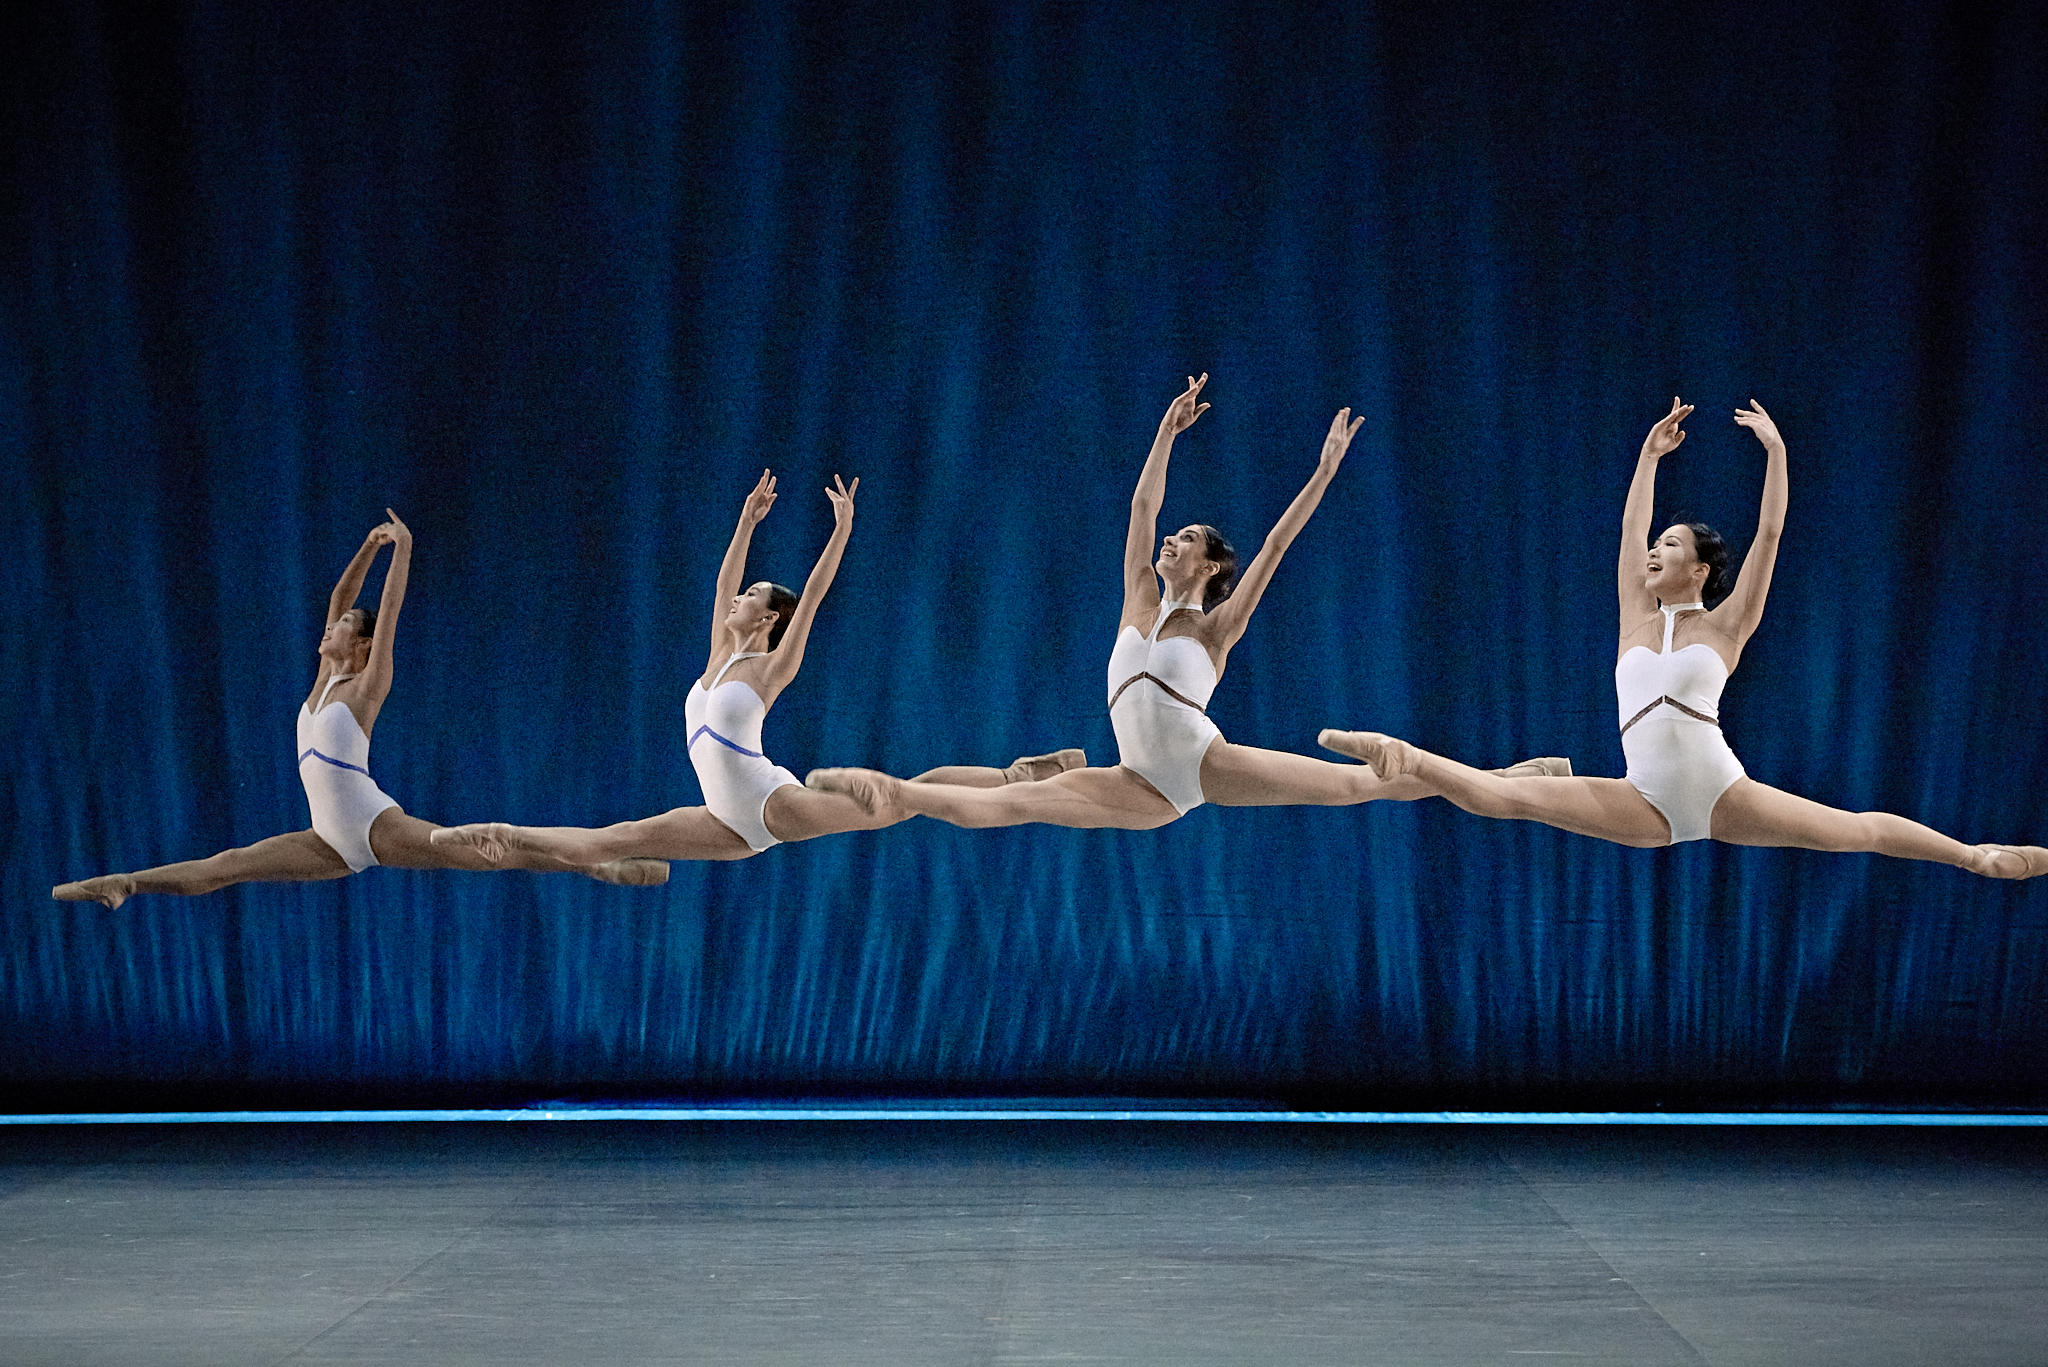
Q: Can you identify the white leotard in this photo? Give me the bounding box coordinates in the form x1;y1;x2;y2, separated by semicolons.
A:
297;673;399;872
1107;599;1223;816
1616;602;1746;844
686;652;800;852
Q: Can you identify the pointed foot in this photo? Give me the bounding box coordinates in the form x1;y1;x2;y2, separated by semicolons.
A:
53;875;133;910
588;858;671;887
1494;756;1574;778
805;767;897;816
1975;844;2048;879
1003;747;1087;784
1317;729;1421;781
429;822;522;864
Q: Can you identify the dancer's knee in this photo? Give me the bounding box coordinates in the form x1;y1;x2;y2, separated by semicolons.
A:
1466;775;1533;821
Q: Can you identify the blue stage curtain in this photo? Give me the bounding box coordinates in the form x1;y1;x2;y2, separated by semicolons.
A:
5;0;2046;1108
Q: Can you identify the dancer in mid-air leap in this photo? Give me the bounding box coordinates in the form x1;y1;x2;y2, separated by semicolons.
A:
1322;398;2048;878
53;512;669;909
432;471;1082;866
805;375;1566;831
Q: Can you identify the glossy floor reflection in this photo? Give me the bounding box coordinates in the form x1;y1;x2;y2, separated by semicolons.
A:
1;1121;2043;1366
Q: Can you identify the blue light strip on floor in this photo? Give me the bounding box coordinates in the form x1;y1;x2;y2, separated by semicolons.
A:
2;1108;2046;1125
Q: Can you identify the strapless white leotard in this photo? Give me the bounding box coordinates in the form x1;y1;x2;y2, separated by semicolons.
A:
1107;599;1222;815
296;672;400;872
686;652;801;852
1615;602;1746;844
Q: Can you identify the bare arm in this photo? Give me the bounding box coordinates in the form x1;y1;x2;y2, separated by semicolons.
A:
708;471;777;674
1204;408;1362;651
354;509;411;722
326;528;388;626
1123;375;1210;625
759;475;858;701
1713;400;1787;648
1620;398;1691;626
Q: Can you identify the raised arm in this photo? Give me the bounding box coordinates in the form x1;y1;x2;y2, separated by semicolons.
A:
1123;375;1210;624
1205;408;1362;651
353;509;411;720
1713;400;1787;647
758;475;858;701
327;525;390;626
708;471;777;673
1620;398;1691;624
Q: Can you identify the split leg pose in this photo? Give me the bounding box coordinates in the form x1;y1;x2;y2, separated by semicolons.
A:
53;512;666;910
808;375;1567;832
433;473;1083;866
1323;399;2047;878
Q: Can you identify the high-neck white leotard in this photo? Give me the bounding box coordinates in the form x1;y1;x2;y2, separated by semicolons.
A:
1107;599;1222;815
297;672;400;871
1615;602;1745;844
686;652;801;852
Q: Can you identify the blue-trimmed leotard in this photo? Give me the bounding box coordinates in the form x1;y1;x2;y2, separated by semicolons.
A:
297;672;399;871
686;652;801;852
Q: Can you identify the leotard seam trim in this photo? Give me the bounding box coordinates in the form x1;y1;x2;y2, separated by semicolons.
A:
687;724;765;759
298;747;372;776
1109;671;1210;714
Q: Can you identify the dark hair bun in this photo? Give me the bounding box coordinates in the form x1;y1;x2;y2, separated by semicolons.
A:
1684;522;1731;603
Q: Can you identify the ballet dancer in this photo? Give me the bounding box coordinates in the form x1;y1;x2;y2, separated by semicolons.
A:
1322;398;2047;877
806;375;1566;830
431;472;1083;865
52;511;667;909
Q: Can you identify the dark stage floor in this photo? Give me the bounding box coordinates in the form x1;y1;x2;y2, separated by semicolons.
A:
1;1121;2043;1366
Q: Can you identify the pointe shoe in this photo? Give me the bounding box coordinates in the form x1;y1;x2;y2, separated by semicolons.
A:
1003;748;1087;783
805;767;886;815
589;858;671;887
1976;844;2048;879
1316;729;1420;780
430;822;516;864
1493;756;1573;778
52;876;132;910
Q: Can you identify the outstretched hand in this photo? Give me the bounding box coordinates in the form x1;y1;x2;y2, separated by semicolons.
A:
741;469;778;525
1319;407;1364;473
824;473;859;527
1159;373;1211;436
1734;399;1783;451
1641;396;1692;459
367;509;410;547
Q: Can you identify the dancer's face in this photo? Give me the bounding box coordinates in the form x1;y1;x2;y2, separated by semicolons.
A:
1645;526;1708;600
727;581;782;642
319;611;372;667
1157;525;1218;590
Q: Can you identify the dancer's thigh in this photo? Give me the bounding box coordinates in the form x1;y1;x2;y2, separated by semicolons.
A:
615;806;759;860
1491;775;1673;848
1709;778;1870;850
1013;765;1179;830
1201;740;1420;807
218;829;354;882
766;784;905;842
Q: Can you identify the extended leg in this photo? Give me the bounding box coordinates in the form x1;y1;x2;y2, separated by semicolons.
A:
1201;740;1436;806
1709;779;2048;877
1320;730;1672;847
53;829;352;909
910;749;1088;788
762;782;924;842
371;810;669;885
807;763;1178;830
433;806;756;865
